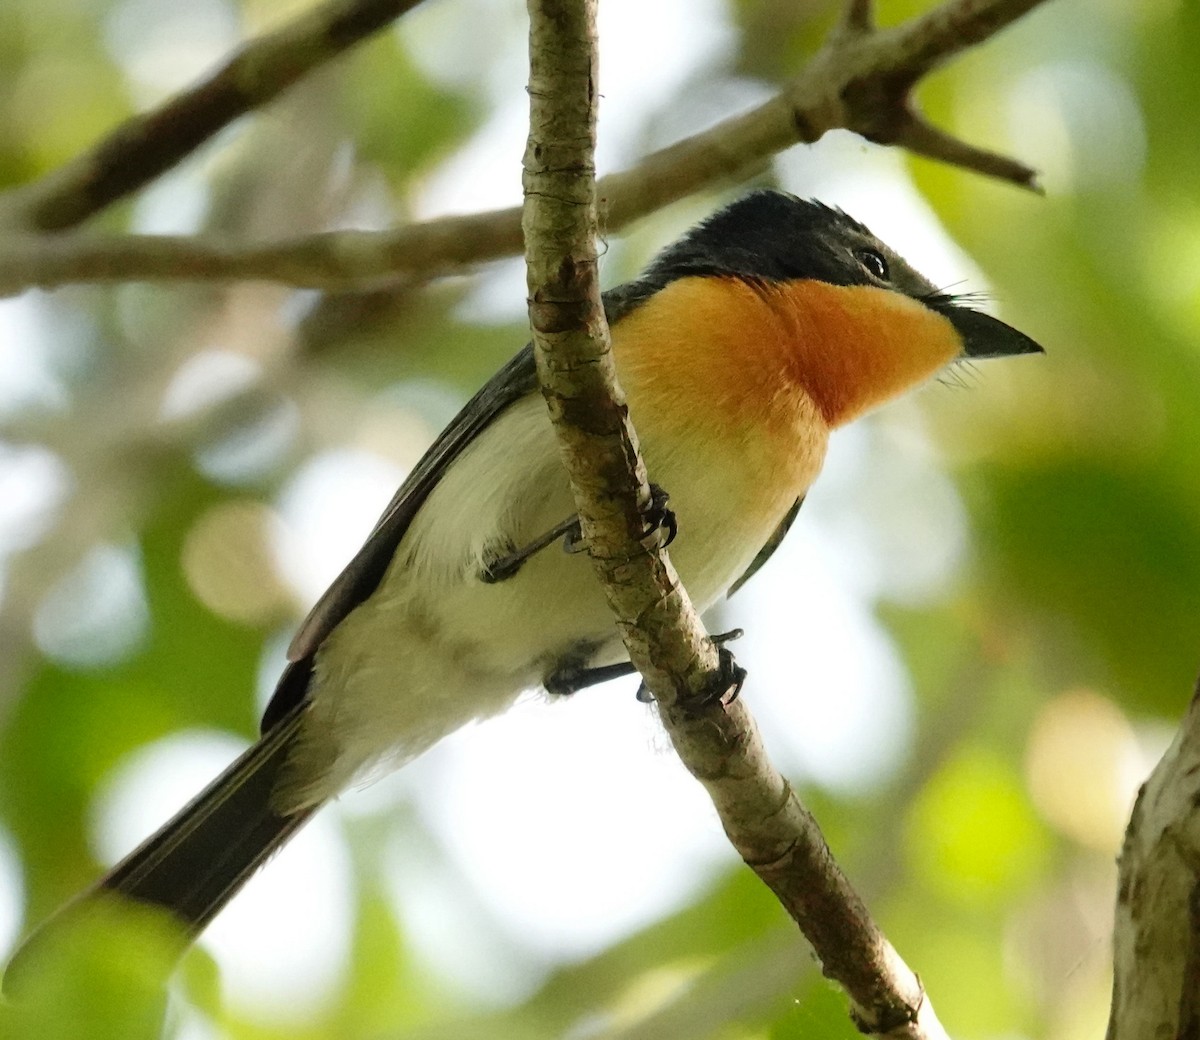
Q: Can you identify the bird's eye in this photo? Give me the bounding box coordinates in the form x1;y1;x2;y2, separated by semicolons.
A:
857;249;889;281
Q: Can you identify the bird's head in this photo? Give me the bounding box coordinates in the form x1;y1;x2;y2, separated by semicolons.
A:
635;190;1043;426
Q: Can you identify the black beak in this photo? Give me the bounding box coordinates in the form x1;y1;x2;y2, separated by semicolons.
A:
929;300;1044;360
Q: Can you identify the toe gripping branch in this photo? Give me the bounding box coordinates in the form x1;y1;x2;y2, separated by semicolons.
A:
638;629;747;708
639;483;677;552
480;483;676;584
546;629;746;705
497;481;740;705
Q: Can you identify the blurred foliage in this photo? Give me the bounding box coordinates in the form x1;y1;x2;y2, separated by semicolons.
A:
0;0;1195;1038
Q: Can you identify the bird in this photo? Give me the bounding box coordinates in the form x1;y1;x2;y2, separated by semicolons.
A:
5;188;1042;989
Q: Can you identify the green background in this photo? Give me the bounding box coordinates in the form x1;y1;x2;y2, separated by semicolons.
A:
0;0;1193;1037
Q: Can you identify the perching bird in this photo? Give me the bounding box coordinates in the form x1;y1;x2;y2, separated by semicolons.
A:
6;189;1042;986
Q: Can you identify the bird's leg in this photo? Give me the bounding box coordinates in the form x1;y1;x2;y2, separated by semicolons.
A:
546;629;744;701
480;514;583;583
480;483;676;584
545;660;638;696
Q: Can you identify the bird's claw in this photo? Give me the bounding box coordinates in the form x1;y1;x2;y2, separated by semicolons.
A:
635;628;745;705
554;484;674;560
707;645;748;708
561;520;587;555
641;483;677;551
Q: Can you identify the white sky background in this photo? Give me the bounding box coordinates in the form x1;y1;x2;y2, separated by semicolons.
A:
0;0;1126;1026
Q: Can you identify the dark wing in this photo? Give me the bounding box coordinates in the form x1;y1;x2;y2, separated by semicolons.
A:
727;497;803;597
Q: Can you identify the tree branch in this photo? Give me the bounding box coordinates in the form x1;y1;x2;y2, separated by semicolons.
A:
0;0;426;232
0;0;1049;295
658;702;951;1038
1108;677;1200;1040
522;2;954;1037
891;114;1044;192
835;0;875;38
523;0;717;714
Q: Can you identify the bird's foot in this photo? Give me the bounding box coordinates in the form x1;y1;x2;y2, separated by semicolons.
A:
640;483;677;551
635;628;745;704
480;514;584;583
545;659;637;696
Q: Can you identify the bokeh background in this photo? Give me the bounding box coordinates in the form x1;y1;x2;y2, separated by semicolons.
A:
0;0;1196;1036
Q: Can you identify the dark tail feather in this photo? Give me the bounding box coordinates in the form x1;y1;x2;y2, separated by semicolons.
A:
6;705;319;993
101;704;316;932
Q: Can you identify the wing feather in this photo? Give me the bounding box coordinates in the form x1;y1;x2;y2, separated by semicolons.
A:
286;346;539;664
267;281;682;728
728;497;803;597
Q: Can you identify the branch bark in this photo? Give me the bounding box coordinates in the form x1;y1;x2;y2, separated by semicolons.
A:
0;0;426;232
1108;677;1200;1040
0;0;1050;296
657;702;951;1038
521;0;721;706
522;1;953;1037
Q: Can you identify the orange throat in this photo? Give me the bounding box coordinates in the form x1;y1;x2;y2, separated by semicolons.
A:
765;278;964;426
607;274;964;512
613;275;963;433
611;276;831;493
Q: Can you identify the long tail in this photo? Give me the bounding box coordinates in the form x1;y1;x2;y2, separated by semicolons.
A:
6;703;317;992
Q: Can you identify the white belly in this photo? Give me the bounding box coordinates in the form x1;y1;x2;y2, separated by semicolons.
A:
280;393;824;809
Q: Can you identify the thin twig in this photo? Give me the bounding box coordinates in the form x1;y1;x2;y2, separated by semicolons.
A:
837;0;876;37
0;0;1049;295
0;0;426;232
878;0;1050;80
894;114;1044;192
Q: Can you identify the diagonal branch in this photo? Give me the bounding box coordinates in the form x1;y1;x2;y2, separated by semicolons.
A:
878;0;1050;80
522;0;718;709
0;0;426;232
656;700;950;1038
522;1;953;1037
0;0;1049;295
